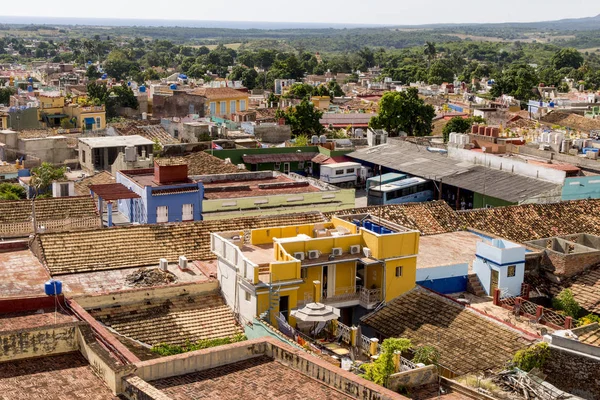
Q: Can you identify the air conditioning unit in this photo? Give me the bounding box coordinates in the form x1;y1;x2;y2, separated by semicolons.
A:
159;258;168;272
350;245;361;255
332;247;342;256
363;247;372;258
178;255;189;271
308;250;320;260
294;252;305;261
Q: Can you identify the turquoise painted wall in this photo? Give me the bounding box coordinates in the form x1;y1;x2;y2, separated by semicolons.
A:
562;176;600;201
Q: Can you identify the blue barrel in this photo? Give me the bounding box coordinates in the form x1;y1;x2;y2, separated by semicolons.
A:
169;83;177;90
139;85;146;93
364;221;373;231
44;279;62;296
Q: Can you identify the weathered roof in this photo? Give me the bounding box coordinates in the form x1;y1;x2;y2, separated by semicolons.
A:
90;291;241;346
183;151;246;175
88;183;141;201
192;87;249;100
74;171;116;196
325;201;461;236
458;199;600;243
34;211;327;275
0;164;18;174
242;152;318;164
116;123;180;146
347;142;560;203
562;266;600;315
362;286;533;376
319;113;376;125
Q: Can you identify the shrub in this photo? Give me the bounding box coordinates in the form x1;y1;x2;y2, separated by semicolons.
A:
512;342;550;372
578;314;600;327
151;334;247;356
552;289;581;318
412;345;440;365
360;337;412;386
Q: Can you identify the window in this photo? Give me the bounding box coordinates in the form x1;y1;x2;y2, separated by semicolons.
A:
301;269;307;279
82;150;86;163
245;291;251;302
507;265;516;277
220;101;227;115
209;102;216;115
395;266;403;277
156;206;168;223
298;161;305;169
173;129;179;138
96;117;101;127
335;169;344;175
346;168;355;174
240;100;246;111
230;100;236;114
274;162;281;170
182;204;194;221
60;183;69;197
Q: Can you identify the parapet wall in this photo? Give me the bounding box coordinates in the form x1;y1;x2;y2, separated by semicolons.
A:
0;322;81;362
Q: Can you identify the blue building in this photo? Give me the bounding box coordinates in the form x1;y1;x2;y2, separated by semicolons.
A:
116;161;203;224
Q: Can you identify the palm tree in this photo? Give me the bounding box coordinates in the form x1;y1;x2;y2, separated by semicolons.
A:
424;42;437;69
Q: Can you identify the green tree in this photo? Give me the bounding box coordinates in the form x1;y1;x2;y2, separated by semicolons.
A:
428;60;454;85
369;88;435;137
552;48;584;70
512;342;550;372
361;338;412;386
424;41;437;68
286;83;315;99
442;116;482;142
0;183;26;200
0;87;15;105
412;345;440;366
111;85;139;109
85;64;101;80
30;163;66;197
280;99;323;136
87;82;110;104
490;64;539;102
104;50;137;81
552;289;581;318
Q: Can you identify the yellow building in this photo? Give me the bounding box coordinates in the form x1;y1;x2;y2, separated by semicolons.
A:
0;112;7;130
193;87;250;119
211;213;420;326
37;93;66;128
311;96;331;110
63;104;106;131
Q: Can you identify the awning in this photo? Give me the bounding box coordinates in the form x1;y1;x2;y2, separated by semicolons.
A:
47;114;67;119
84;117;96;124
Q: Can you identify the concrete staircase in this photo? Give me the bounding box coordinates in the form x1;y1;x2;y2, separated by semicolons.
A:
467;274;487;297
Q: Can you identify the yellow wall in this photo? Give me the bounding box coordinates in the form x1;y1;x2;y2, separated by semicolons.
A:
279;235;361;257
360;229;419;260
297;266;323;303
208;96;250;117
365;264;383;290
270;260;301;282
257;287;300;326
39;95;65;109
334;261;356;294
0;116;7;129
331;216;358;234
383;256;417;302
64;105;107;130
251;223;332;245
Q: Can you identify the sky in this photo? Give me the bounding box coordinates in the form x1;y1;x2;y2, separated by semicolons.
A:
0;0;598;26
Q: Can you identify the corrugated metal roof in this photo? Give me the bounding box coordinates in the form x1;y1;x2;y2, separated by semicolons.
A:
348;142;560;203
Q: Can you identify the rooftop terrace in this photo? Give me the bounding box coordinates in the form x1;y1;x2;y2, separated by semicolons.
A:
202;174;321;199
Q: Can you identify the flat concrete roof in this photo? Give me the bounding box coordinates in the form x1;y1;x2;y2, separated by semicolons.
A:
417;231;483;271
78;135;154;148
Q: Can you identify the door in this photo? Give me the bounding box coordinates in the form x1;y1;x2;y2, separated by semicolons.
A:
157;206;168;223
279;295;289;320
182;204;193;221
490;269;499;294
322;265;336;299
283;162;290;174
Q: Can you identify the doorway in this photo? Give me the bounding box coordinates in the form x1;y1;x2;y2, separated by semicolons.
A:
283;162;290;174
490;269;499;294
279;295;289;320
322;265;336;299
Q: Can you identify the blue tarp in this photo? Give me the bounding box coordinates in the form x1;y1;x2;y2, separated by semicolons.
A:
84;117;95;124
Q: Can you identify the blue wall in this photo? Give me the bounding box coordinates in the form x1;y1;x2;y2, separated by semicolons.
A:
417;276;468;294
562;176;600;201
116;173;203;224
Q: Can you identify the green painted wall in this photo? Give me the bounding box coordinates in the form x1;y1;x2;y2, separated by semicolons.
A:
473;193;514;209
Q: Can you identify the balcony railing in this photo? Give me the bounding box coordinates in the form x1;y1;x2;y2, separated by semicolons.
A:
297;286;381;309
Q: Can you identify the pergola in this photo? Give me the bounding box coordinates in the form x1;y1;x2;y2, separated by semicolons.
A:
88;183;140;227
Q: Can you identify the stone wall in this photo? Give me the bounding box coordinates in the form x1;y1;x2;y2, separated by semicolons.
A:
388;365;438;391
152;92;205;120
543;346;600;400
0;322;81;362
122;375;173;400
254;124;291;143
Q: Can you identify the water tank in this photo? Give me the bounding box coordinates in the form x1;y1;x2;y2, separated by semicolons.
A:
125;146;137;162
28;77;33;83
101;73;108;79
142;112;147;120
561;139;572;153
355;128;364;138
27;85;33;92
319;135;327;144
44;279;62;296
311;135;319;144
178;74;188;80
139;85;146;93
127;81;131;86
471;125;478;134
169;83;177;90
478;125;486;135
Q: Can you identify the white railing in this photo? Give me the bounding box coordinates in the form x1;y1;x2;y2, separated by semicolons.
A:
360;287;382;307
338;322;351;344
401;356;417;371
211;233;258;283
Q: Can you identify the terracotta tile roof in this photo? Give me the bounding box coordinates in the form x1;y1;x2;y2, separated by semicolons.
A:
540;111;600;133
88;183;141;201
151;355;353;399
362;286;533;376
114;122;180;146
458;200;600;243
561;266;600;315
576;324;600;347
74;171;116;196
35;211;327;275
192;87;249;100
90;291;241;346
183;151;246;175
0;352;118;400
325;201;461;236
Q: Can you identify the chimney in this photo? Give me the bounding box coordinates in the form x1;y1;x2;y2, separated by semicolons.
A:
313;280;321;304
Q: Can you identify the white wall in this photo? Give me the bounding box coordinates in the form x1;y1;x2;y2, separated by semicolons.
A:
473;258;492;295
416;263;468;281
238;287;257;325
217;258;239;315
448;147;566;184
497;262;525;297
